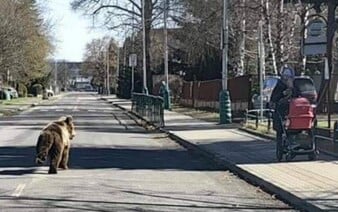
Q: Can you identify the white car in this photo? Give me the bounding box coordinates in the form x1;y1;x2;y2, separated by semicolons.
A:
3;87;18;99
46;89;54;97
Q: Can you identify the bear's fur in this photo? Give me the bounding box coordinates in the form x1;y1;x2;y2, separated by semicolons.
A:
35;116;76;174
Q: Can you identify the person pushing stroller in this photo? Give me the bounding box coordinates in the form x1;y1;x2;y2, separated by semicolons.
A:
270;65;295;144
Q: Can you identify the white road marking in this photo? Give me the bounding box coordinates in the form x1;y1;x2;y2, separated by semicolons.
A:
72;97;80;112
12;184;26;197
88;109;96;112
40;109;49;112
56;109;64;112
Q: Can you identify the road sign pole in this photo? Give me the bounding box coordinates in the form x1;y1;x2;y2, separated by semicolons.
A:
129;54;137;95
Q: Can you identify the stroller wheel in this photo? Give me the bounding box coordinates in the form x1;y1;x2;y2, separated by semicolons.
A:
285;152;295;162
308;152;317;161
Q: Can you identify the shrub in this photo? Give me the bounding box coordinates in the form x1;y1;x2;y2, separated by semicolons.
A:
18;83;28;97
31;84;43;97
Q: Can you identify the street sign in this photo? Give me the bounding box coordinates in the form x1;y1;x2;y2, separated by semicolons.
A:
302;17;327;56
129;54;137;67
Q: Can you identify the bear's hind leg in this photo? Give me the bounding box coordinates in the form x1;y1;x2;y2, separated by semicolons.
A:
59;146;69;170
48;145;63;174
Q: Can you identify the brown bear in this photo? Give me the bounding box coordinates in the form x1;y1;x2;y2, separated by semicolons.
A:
35;115;76;174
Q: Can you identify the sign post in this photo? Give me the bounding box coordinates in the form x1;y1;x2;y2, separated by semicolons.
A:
129;54;137;95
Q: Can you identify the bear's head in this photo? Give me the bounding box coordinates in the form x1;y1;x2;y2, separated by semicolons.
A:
61;115;76;140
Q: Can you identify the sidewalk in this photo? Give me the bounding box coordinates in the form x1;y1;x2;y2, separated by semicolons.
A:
0;94;64;116
104;96;338;211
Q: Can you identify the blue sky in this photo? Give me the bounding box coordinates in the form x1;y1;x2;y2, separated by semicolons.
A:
38;0;107;62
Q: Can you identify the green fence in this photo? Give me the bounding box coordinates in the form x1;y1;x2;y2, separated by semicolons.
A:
131;93;164;127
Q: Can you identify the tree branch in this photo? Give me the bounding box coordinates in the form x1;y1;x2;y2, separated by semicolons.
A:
92;4;141;18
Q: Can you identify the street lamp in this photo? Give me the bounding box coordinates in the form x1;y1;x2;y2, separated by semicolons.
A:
219;0;232;124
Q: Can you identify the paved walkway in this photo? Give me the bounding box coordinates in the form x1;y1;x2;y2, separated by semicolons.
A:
0;94;64;116
104;96;338;211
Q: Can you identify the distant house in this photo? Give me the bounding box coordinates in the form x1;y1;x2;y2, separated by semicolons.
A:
48;61;95;90
74;77;93;90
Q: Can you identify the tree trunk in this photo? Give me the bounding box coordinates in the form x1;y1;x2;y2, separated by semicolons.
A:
318;2;337;112
265;0;278;75
275;0;284;72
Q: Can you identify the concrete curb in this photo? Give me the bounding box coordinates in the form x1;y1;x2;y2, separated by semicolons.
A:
239;127;275;140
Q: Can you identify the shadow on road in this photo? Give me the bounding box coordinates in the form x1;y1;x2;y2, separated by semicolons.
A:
0;145;223;175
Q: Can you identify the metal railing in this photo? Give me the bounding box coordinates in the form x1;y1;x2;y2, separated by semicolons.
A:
334;121;338;143
245;109;274;131
131;93;164;127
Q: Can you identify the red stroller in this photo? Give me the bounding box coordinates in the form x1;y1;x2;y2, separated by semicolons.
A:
276;97;318;161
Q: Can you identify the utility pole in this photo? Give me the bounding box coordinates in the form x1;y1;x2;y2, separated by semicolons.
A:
116;44;120;93
131;4;135;95
219;0;232;124
106;41;110;95
222;0;228;91
163;0;171;110
142;0;148;94
54;59;58;94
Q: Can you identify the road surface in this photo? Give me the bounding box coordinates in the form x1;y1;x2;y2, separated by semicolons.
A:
0;93;295;211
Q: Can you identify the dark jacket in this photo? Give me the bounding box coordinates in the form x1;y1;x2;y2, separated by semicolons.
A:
270;79;290;132
270;79;288;105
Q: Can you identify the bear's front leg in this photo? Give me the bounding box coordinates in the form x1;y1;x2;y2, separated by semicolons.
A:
59;146;70;170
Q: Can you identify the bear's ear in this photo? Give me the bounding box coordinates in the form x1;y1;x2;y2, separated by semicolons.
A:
65;115;73;124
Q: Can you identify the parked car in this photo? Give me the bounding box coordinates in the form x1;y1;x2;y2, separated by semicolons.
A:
46;89;54;97
2;87;18;99
252;75;317;109
252;75;280;109
0;89;11;100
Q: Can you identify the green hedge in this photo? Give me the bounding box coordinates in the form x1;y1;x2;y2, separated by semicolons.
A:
18;83;28;97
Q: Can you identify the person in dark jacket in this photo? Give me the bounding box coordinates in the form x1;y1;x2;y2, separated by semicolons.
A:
270;65;295;141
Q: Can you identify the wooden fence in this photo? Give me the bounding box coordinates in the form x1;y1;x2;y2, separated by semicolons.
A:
179;75;252;112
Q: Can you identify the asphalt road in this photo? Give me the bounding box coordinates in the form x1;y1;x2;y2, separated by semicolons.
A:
0;92;295;211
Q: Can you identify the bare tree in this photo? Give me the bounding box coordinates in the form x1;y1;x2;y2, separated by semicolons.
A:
82;37;118;88
71;0;166;92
